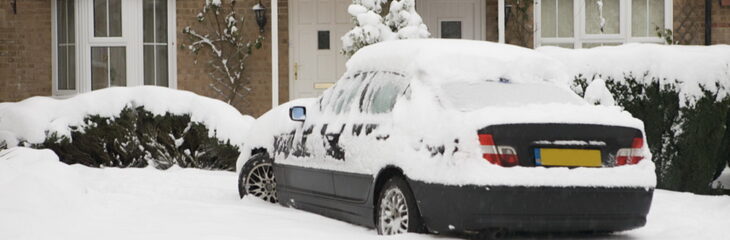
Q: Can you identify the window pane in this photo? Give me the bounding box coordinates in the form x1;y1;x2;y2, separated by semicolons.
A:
109;0;122;36
91;47;109;90
155;0;167;43
541;0;557;37
92;47;126;90
68;46;76;89
542;43;574;48
441;21;462;39
649;0;664;32
582;42;621;48
67;0;75;42
557;0;574;37
93;0;108;37
109;47;126;86
632;0;647;36
585;0;620;34
318;30;330;49
57;0;76;90
156;46;168;86
143;0;154;43
144;45;154;85
57;0;66;44
58;46;67;90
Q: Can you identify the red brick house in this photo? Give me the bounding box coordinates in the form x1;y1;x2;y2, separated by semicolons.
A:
1;0;729;117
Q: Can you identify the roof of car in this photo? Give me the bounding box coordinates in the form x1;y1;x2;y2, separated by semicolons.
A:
345;39;570;86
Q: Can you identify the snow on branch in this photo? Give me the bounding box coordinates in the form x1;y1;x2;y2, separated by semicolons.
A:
182;0;263;110
341;0;430;57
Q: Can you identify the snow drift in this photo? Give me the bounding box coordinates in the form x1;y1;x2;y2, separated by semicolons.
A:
537;43;730;105
0;86;254;147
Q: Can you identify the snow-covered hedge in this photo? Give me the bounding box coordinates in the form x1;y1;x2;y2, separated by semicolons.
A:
0;87;254;170
539;44;730;194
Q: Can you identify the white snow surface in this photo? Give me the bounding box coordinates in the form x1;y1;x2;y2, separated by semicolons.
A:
0;86;254;147
537;43;730;105
1;147;728;239
584;78;616;106
348;39;571;86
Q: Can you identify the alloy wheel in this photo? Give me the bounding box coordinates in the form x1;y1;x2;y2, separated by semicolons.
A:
378;187;410;235
245;163;277;203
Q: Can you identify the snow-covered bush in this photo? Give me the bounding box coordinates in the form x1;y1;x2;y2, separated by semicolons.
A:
540;44;730;194
0;87;254;171
182;0;263;111
340;0;429;57
384;0;429;40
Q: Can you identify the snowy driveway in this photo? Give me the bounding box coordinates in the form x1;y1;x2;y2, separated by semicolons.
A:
0;148;728;240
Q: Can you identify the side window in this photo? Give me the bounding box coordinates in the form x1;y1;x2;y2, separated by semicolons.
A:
320;72;372;114
360;71;409;114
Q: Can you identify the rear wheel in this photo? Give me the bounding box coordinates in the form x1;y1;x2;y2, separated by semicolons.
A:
238;153;277;203
376;176;422;235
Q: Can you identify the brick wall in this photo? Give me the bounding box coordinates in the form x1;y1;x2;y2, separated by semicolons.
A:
0;0;52;102
176;0;289;117
713;0;730;44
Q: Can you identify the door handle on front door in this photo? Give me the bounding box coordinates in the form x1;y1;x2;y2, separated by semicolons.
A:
294;63;299;81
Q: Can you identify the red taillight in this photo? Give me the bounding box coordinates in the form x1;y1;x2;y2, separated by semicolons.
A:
478;134;519;167
616;137;644;166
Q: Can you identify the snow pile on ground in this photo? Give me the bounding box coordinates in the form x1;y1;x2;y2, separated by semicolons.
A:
0;86;254;147
0;147;728;239
537;44;730;105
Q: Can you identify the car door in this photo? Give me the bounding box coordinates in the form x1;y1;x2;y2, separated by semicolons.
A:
330;71;411;201
276;73;370;198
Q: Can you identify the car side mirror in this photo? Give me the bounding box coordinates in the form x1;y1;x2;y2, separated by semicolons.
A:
290;106;306;122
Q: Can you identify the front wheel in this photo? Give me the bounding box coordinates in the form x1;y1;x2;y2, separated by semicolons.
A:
238;153;278;203
376;176;422;235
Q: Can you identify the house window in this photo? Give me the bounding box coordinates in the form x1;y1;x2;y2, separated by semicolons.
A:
536;0;672;48
53;0;176;95
56;0;76;91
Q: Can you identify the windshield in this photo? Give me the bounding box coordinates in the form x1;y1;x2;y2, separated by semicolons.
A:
440;81;585;111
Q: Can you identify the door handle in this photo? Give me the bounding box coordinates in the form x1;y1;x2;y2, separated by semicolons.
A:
294;63;299;81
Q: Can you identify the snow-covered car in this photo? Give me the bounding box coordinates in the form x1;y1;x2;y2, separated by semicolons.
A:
236;39;656;237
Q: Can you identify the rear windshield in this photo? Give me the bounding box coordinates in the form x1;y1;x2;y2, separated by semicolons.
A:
440;81;585;111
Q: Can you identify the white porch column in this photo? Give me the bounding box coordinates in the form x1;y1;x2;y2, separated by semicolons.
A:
271;0;279;107
498;0;505;43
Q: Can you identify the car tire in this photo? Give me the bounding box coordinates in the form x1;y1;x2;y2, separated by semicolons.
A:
375;176;423;235
237;153;278;203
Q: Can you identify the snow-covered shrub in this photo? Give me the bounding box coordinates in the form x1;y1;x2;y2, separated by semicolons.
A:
182;0;263;111
568;71;730;194
384;0;429;40
38;106;240;170
340;0;429;57
0;87;254;171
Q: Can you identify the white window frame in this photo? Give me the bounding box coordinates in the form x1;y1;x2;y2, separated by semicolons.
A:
52;0;177;97
534;0;672;48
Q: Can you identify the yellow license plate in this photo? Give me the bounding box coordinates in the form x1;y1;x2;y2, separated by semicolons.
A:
535;148;602;167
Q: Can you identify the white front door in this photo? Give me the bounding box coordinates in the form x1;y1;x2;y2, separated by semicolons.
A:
416;0;486;40
289;0;352;100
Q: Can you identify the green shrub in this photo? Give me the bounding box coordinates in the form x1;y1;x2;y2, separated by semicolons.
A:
33;106;240;171
574;73;730;194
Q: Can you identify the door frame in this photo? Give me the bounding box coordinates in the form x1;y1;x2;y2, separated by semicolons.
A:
416;0;487;41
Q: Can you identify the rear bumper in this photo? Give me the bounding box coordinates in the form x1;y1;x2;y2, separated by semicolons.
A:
409;181;653;233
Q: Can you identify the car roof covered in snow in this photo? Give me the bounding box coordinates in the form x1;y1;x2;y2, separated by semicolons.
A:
346;39;570;86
